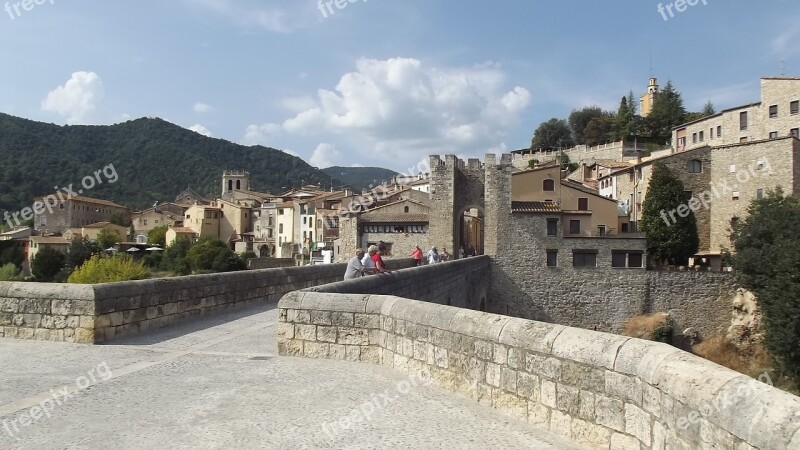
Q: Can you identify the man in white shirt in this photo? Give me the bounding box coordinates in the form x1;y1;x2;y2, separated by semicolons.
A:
344;248;366;280
361;245;378;274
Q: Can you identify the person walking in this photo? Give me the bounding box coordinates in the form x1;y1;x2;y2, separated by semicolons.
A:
427;246;439;264
440;247;450;262
411;245;423;266
343;248;367;280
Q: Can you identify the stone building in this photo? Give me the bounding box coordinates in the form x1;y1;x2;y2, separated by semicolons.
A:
673;77;800;151
33;195;130;234
131;202;186;243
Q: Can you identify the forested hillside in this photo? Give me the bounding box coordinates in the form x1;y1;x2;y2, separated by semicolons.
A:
0;113;338;212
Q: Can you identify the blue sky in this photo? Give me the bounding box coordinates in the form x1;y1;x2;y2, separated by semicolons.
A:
1;0;798;172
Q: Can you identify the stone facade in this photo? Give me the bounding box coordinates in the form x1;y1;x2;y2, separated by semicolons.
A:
33;195;130;234
278;293;800;450
428;155;486;256
0;282;96;343
673;77;800;152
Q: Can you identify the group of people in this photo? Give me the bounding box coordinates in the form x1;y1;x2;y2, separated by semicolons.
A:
344;242;476;280
343;245;390;280
411;245;450;265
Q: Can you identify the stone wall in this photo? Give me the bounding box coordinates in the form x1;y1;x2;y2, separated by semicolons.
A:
306;256;490;310
1;260;414;344
277;294;800;450
247;257;295;269
0;283;95;343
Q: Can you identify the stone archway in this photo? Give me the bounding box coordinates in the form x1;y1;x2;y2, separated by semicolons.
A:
258;244;271;258
457;205;485;257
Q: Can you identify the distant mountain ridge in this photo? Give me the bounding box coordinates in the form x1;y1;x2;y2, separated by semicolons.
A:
321;166;399;192
0;113;339;212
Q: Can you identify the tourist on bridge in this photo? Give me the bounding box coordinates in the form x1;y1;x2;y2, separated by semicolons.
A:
344;248;367;280
428;246;439;264
440;247;450;262
372;244;390;273
411;245;423;266
362;246;378;274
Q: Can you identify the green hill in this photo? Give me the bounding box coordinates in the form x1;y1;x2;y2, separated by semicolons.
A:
322;166;398;192
0;113;338;212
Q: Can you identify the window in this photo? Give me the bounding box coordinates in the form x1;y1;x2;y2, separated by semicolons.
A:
279;224;283;233
756;188;764;200
597;225;606;237
699;131;704;142
710;128;714;139
612;250;644;268
546;250;558;267
572;250;597;268
740;111;748;130
577;198;588;211
729;164;736;173
143;219;148;225
543;179;555;192
769;105;778;118
740;137;748;143
569;220;581;235
278;209;284;215
546;219;558;236
791;128;799;138
730;216;739;230
692;133;697;144
155;220;159;224
732;191;740;200
404;206;409;213
687;160;702;173
791;100;799;115
678;136;686;148
769;131;778;139
621;223;629;233
684;190;693;201
717;125;722;137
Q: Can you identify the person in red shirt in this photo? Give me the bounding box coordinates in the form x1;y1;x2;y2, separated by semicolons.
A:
410;245;423;266
373;244;390;273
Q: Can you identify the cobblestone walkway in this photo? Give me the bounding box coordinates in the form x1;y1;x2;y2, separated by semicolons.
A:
0;304;583;449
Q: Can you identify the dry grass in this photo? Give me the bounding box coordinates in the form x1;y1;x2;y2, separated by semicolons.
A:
693;335;799;395
622;313;672;342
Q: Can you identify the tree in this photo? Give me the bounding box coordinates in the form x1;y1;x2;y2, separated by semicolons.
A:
148;225;168;248
613;95;636;141
96;229;120;250
0;262;20;281
702;100;716;116
31;247;65;282
530;118;574;150
583;114;615;146
187;239;246;273
65;236;101;272
110;212;131;227
161;238;192;275
0;240;25;268
568;107;604;145
640;163;699;266
559;153;579;173
731;189;800;383
645;81;687;144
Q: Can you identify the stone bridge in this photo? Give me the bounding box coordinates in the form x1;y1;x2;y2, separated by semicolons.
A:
1;259;798;449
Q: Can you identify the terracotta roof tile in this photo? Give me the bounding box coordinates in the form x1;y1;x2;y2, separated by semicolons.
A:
511;201;561;213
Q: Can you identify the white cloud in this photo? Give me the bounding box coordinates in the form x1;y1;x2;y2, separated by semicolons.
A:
267;57;531;167
41;71;104;124
309;143;342;169
243;123;282;146
194;102;214;113
280;96;316;112
189;124;213;137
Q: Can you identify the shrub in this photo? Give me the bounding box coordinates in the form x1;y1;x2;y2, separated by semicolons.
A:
0;262;21;281
622;313;673;344
67;255;149;284
161;238;192;275
187;239;246;273
241;251;257;260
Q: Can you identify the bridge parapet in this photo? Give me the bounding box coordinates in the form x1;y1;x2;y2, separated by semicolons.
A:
277;293;800;450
